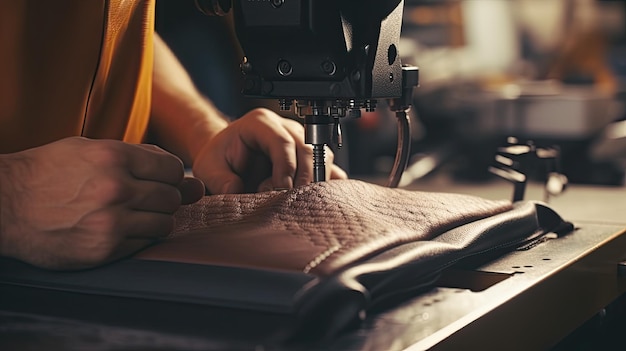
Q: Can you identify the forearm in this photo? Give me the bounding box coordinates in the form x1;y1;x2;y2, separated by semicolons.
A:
149;34;229;166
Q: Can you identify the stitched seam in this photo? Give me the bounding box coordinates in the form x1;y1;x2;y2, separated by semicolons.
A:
303;245;341;274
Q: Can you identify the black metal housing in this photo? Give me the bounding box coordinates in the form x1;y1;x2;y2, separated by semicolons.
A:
231;0;405;100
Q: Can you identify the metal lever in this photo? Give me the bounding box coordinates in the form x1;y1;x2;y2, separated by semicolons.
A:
490;137;568;203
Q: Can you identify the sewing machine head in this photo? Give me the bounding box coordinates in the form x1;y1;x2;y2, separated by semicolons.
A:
196;0;417;183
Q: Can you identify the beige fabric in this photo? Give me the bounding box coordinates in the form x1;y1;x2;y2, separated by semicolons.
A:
0;0;154;154
137;180;512;277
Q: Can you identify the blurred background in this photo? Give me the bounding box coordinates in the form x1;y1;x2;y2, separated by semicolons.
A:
155;0;626;187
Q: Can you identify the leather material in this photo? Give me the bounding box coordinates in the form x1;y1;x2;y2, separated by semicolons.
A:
0;179;572;341
293;198;572;339
0;0;154;154
133;179;572;339
137;179;513;277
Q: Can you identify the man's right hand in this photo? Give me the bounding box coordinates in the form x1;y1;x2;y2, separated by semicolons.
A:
0;137;204;270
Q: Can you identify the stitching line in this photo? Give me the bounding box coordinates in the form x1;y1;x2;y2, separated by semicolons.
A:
303;245;341;274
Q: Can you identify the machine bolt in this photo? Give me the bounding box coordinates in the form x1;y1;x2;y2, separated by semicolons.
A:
240;57;252;74
262;81;274;94
278;99;292;111
365;100;377;112
243;78;255;92
277;59;293;76
321;60;336;75
349;109;361;118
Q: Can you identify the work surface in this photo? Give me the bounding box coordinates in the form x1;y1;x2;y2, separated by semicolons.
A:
1;177;625;351
394;176;626;227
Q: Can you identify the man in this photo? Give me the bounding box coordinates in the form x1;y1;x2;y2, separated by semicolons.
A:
0;1;346;270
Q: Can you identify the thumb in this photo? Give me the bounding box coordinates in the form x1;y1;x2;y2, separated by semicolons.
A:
178;177;205;204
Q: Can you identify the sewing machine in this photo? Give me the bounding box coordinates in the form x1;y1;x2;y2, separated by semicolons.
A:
197;0;419;186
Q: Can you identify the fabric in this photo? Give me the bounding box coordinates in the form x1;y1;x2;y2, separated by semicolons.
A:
0;0;154;154
137;179;513;277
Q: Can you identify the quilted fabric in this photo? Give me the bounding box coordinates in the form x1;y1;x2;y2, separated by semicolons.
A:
136;180;511;277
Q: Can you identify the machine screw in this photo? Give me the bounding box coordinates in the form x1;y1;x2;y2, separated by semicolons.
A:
321;60;336;75
243;78;255;92
271;0;284;8
262;81;274;94
365;100;377;112
349;109;361;118
278;99;292;111
240;56;252;74
277;59;293;76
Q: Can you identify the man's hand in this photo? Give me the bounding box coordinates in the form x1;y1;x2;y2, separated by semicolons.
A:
0;137;204;270
192;108;347;194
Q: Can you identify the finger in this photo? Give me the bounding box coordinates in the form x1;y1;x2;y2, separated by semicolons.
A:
330;164;348;180
109;238;159;262
238;111;297;189
257;177;274;192
203;169;245;194
123;210;176;239
294;144;313;186
134;143;169;153
128;180;182;214
126;144;185;185
178;177;205;204
192;141;246;194
282;120;314;187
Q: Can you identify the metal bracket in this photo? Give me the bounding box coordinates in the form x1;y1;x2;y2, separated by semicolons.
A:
490;137;568;203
